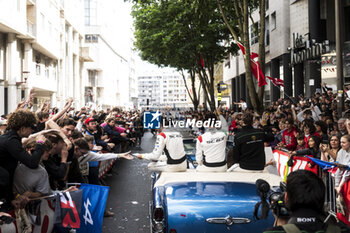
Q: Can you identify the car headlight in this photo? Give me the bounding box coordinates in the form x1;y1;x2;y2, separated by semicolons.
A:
154;222;164;232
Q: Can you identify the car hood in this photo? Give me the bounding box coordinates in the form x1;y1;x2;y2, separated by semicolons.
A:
163;181;274;233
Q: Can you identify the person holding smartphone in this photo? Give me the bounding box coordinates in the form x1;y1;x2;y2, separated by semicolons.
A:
320;135;340;162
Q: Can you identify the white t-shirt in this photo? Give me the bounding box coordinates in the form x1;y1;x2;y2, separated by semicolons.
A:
335;149;350;186
241;102;247;111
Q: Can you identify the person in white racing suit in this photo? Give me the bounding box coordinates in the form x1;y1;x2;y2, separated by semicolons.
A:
136;125;187;172
196;109;228;172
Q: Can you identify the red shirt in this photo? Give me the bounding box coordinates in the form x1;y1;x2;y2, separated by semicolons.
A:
229;120;237;132
304;132;321;148
282;127;297;151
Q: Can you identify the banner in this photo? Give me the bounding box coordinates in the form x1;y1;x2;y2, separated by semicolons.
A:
54;190;83;229
76;184;109;233
0;200;55;233
272;149;318;180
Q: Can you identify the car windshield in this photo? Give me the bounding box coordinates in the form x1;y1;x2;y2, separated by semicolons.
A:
184;141;195;152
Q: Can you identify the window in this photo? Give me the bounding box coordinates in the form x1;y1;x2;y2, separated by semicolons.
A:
41;13;45;31
345;5;350;41
48;22;52;36
225;54;231;68
85;34;98;43
36;65;41;75
271;12;276;30
265;0;269;11
84;0;97;26
45;68;49;78
250;21;259;45
265;16;270;46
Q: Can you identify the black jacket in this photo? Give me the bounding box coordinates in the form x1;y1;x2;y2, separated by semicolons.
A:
103;124;129;142
0;130;44;203
86;128;107;149
295;148;321;159
232;126;273;170
263;208;350;233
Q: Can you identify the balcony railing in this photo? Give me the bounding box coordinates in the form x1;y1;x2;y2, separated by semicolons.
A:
26;20;36;37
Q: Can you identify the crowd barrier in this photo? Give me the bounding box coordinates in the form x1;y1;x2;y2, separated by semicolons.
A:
98;159;115;179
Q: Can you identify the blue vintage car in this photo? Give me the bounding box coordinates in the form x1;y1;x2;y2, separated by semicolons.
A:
149;170;281;233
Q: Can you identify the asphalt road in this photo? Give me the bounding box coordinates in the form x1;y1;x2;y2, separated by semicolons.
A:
102;131;155;233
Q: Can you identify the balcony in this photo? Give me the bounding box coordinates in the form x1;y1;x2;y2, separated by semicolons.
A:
80;47;93;62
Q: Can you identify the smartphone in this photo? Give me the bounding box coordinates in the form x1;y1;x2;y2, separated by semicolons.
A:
322;139;328;145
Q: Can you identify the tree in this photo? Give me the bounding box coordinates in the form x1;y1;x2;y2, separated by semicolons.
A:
216;0;266;113
180;69;200;110
132;0;237;111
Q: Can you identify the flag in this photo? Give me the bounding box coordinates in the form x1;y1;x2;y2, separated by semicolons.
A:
337;180;350;226
306;156;337;170
307;156;350;171
272;149;318;180
236;41;267;87
76;184;109;233
236;41;245;55
251;56;267;87
54;190;83;229
266;76;284;87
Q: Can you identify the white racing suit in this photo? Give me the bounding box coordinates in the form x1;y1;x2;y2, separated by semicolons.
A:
196;115;228;172
142;130;187;172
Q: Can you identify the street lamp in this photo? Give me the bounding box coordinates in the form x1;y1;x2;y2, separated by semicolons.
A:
16;71;30;86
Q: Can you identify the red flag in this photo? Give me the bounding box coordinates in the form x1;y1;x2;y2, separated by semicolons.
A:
267;76;284;87
251;57;267;87
236;41;245;55
236;42;267;87
337;180;350;226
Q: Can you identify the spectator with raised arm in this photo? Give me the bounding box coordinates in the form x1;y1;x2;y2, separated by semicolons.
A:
0;110;46;210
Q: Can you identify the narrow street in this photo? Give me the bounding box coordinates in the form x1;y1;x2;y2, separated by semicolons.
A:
102;131;155;233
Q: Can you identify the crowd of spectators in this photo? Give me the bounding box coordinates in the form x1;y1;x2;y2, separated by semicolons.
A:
0;95;144;228
161;84;350;223
1;82;350;228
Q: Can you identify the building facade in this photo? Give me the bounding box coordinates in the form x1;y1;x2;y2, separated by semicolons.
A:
0;0;86;114
138;70;190;109
83;0;136;110
224;0;350;106
0;0;136;115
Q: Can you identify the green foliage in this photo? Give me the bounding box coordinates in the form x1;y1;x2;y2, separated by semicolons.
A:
132;0;238;70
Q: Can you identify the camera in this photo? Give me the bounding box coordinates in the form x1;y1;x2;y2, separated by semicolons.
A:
268;182;289;217
254;180;290;220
